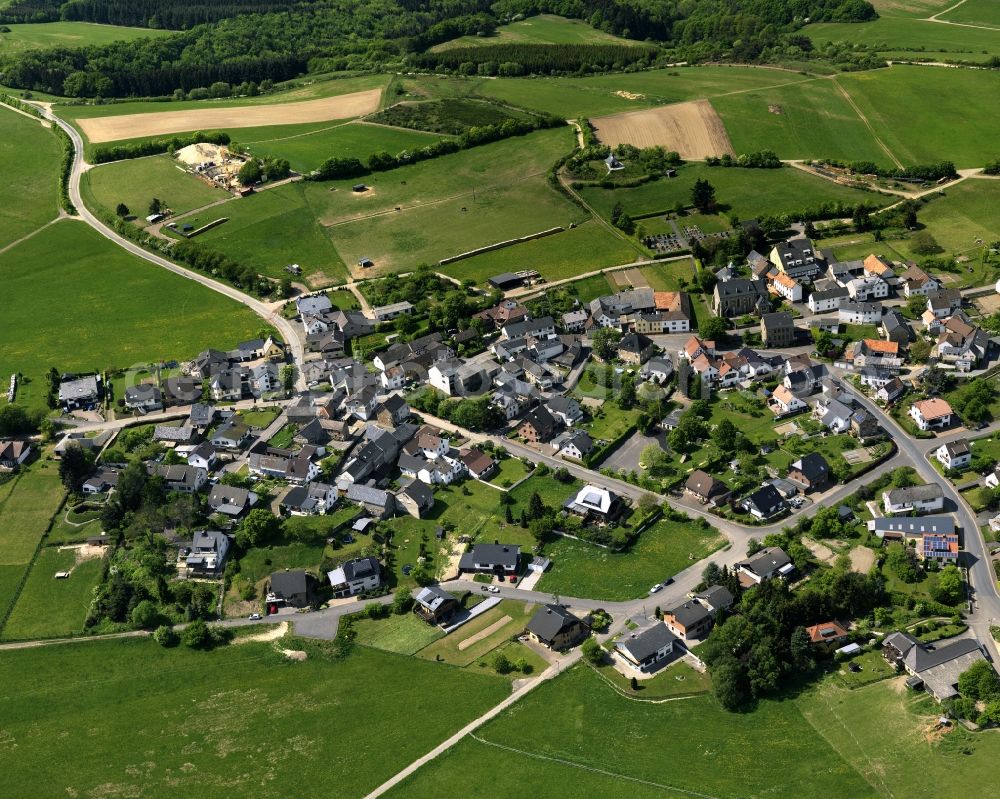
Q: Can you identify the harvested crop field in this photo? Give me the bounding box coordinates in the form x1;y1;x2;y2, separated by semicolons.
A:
77;88;383;143
591;99;735;159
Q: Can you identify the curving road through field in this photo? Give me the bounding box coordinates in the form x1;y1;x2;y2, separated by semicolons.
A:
41;106;307;389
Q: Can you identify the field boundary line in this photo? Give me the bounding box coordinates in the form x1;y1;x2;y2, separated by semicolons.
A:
0;215;65;256
928;0;969;20
832;79;904;170
242;118;354;145
468;733;725;799
585;661;706;703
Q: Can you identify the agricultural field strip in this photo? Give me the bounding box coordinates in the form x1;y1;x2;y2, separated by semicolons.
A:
831;79;903;169
77;88;384;143
465;732;723;799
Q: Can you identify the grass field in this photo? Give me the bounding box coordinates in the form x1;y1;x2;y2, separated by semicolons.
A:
0;105;62;249
387;665;881;798
0;460;64;625
2;546;103;640
440;219;639;285
578;163;891;223
941;0;1000;27
838;67;1000;167
713;77;892;164
82;154;230;221
0;221;261;412
0;21;169;56
415;599;537;667
0;637;510;798
352;612;444;655
805;15;1000;57
242;120;446;174
537;518;725;600
432;13;648;51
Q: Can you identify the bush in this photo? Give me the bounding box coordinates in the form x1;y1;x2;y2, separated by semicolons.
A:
581;636;603;665
153;625;179;647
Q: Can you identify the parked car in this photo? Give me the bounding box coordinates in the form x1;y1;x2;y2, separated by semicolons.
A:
248;613;262;620
649;584;662;594
508;575;517;583
487;585;500;593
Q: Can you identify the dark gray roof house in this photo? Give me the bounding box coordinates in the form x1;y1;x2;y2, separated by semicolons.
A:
525;604;588;649
615;624;677;671
459;543;520;574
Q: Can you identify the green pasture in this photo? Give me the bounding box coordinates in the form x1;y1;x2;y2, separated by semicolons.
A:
838;67;1000;167
805;15;1000;56
538;518;725;601
2;547;104;640
432;13;648;51
82;154;230;220
0;221;261;406
0;21;169;56
0;105;61;248
941;0;1000;27
0;637;508;797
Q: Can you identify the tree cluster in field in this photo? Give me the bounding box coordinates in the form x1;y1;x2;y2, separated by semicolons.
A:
985;158;1000;176
371;97;552;137
91;130;230;164
950;660;1000;725
824;159;959;183
704;150;782;169
0;1;880;98
311;114;563;181
415;42;659;76
702;540;885;710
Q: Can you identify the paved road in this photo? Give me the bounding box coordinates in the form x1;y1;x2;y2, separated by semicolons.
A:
42;106;308;391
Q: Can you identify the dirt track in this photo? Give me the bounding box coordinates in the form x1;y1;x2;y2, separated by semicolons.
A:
592;99;735;159
78;88;383;143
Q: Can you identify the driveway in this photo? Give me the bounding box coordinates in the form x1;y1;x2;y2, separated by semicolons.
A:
600;430;667;473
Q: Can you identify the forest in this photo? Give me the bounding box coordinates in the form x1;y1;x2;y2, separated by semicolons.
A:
0;0;879;97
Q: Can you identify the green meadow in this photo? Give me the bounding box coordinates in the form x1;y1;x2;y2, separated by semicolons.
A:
0;105;62;248
0;21;169;56
0;637;509;798
432;13;647;50
941;0;1000;27
578;163;892;222
0;220;261;402
805;14;1000;56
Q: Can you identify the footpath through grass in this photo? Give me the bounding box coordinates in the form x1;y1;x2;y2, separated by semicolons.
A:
0;104;62;249
0;636;509;798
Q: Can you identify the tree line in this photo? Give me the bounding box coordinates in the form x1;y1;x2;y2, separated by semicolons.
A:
415;42;660;75
60;0;302;29
91;130;231;164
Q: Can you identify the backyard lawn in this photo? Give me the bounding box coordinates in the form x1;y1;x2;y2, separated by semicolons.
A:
415;599;537;667
352;612;444;655
1;547;104;640
538;517;726;601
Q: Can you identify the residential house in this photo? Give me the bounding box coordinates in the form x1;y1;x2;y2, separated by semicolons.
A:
740;486;786;520
909;398;953;431
851;408;881;441
618;332;656;365
712;278;770;317
736;546;793;584
547;395;584;427
501;316;557;341
124;384;163;412
396;479;435;518
564;484;624;524
813;397;853;433
922;532;960;563
640;357;674;384
82;467;118;494
345;386;378;420
147;464;207;494
859;368;895;390
518;405;559;444
769;237;824;283
189;402;216;431
248;363;279;398
867;515;956;542
805;621;850;651
787;452;832;492
648;291;693;333
163;376;202;406
248;449;321;485
695;585;734;614
555;429;593;461
883;632;986;701
662;599;714;641
209;367;243;401
58;375;101;411
281;482;337;516
769;384;807;416
936;315;990;371
184;530;231;576
345;483;397;519
881;311;914;346
849;339;903;372
211;420;251;450
684;470;732;506
863;254;895;279
562;309;588;332
372;301;414;322
459;543;520;576
935;439;971;471
838;301;883;325
327;556;381;598
899;264;939;298
615;624;677;672
0;440;33;470
187;443;217;471
882;483;944;516
847;275;889;301
830;259;865;286
208;484;258;518
760;312;796;348
927;289;962;319
525;605;589;649
807;282;849;313
876;377;907;405
413;585;460;624
771;272;803;303
459;448;499;480
588;289;655;329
